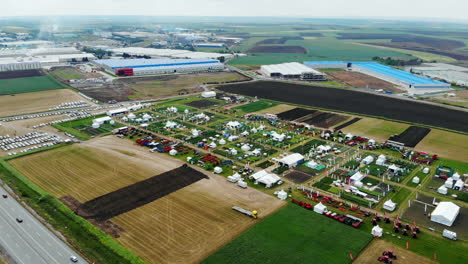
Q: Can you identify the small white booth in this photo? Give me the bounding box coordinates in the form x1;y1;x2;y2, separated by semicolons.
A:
372;225;383;237
277;190;288;200
383;200;396;211
313;202;327;214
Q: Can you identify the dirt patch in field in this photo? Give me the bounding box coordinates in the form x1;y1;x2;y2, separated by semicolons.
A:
354;239;437;264
284;170;312;183
301;112;349;128
77;165;208;220
277;108;317;120
328;71;403;92
61;195;125;238
256;37;303;44
335;117;362;130
185;99;219;108
218;81;468;133
0;70;43;80
248;45;307;54
112;168;285;264
388;126;431;147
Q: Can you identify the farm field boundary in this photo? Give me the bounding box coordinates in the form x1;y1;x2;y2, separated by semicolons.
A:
218;81;468;134
0;75;66;95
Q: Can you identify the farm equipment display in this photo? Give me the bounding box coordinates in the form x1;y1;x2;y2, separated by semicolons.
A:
232;206;258;219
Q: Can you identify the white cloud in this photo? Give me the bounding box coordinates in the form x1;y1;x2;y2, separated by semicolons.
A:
0;0;467;20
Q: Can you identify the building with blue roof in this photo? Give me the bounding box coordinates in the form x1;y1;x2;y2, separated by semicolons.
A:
94;58;224;76
304;61;450;93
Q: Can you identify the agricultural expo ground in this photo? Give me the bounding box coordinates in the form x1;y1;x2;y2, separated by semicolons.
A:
0;89;94;117
218;81;468;133
9;136;285;264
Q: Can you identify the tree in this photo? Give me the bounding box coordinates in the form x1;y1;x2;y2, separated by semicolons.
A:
218;56;225;63
122;53;131;58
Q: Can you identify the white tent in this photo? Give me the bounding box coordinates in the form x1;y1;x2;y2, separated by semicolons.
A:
444;178;454;188
213;167;223;174
258;173;281;188
412;176;420;184
314;202;327;214
362;155;374;165
278;153;304;168
201;91;216;98
350;172;365;183
438;185;448;195
372;225;383;237
277;190;288;200
383;200;397;211
431;202;460;226
169;149;178;156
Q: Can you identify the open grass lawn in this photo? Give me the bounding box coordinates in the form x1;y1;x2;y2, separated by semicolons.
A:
228;37;411;65
415;129;468;162
0;75;66;95
341;118;409;142
202;203;372;264
233;99;279;113
53;116;123;140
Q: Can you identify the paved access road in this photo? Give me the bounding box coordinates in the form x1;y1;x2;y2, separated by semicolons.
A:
0;185;88;264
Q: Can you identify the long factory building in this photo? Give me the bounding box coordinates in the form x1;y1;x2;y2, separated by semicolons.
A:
93;58;225;76
260;62;327;81
304;61;450;93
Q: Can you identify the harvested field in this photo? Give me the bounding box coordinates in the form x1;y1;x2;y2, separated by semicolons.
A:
301;112;349;128
369;43;468;61
78;72;249;102
337;33;465;50
415;129;468;162
353;240;437;264
256;37;303;44
284;170;312;183
218;81;468;133
77;165;208;220
248;45;307;54
185;99;218;108
388;126;431;147
0;89;91;117
0;69;43;79
277;108;316;121
327;71;402;92
112;167;285;264
9;136;183;202
0;75;66;95
335;117;362;130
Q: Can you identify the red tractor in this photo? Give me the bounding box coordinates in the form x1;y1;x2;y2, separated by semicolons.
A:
377;255;393;264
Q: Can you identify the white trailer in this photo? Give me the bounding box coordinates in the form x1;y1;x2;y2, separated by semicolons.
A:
442;229;457;240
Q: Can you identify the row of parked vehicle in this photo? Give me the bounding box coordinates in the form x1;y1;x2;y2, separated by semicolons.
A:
323;211;363;228
50;101;88;111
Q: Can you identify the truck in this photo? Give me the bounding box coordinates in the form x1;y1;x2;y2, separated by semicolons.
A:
232;206;257;218
442;229;457;240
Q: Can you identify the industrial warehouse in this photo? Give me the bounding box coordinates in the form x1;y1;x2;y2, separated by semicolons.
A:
305;61;451;93
260;62;327;80
93;58;225;76
0;47;95;72
110;47;235;60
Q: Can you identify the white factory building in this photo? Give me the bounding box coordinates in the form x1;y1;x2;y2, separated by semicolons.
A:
0;53;96;72
110;47;235;60
260;62;327;81
408;63;468;87
93;58;224;76
0;46;95;72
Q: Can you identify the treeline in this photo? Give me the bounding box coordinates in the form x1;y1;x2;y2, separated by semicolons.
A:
372;56;422;66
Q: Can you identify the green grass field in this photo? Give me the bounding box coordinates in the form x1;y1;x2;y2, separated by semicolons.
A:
52;69;85;80
202;204;372;264
0;75;66;95
228;37;412;66
234;99;279;113
53;116;122;140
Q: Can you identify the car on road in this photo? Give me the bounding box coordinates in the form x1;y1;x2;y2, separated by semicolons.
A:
70;256;78;262
16;218;23;223
2;194;7;198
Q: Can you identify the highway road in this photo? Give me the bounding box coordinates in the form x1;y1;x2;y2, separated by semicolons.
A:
0;185;88;264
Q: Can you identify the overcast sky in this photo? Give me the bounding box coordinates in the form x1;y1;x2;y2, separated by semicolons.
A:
1;0;467;21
